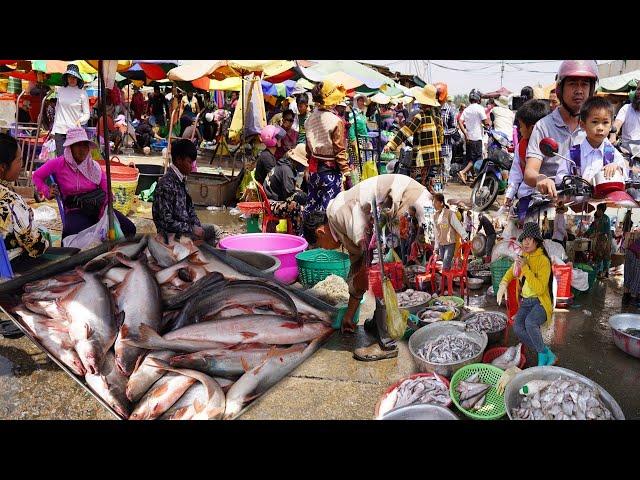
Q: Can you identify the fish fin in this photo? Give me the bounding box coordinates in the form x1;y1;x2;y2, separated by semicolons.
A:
131;353;145;373
186;252;208;266
116;311;126;329
115;252;137;268
240;331;258;339
279;322;303;330
42;319;68;333
240;356;251;372
193;398;206;414
119;324;130;341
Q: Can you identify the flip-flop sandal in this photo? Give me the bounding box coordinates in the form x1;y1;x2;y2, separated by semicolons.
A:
353;346;399;362
0;320;24;339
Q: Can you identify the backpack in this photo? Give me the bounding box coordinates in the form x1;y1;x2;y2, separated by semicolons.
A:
568;143;614;175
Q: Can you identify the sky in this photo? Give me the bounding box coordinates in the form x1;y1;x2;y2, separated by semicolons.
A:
360;60;611;96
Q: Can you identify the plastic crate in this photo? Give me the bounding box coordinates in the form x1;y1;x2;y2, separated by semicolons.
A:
553;264;573;299
368;261;404;298
295;249;350;288
490;257;513;294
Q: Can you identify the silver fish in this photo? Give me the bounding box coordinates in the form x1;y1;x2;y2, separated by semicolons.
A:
58;269;120;375
85;236;149;271
417;335;481;364
224;333;330;419
126;350;176;402
148;234;197;268
85;351;131;419
169;344;287;378
512;377;613;420
112;254;163;376
14;306;85;376
393;375;450;409
146;359;225;420
465;312;507;333
491;343;522;369
124;317;332;353
129;372;197;420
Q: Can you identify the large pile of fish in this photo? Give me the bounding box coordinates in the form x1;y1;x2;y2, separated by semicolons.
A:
396;289;432;309
455;373;492;411
416;334;481;364
465;312;506;334
13;234;334;420
392;375;450;409
511;378;613;420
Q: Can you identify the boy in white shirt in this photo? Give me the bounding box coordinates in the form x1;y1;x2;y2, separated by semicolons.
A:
554;97;627;187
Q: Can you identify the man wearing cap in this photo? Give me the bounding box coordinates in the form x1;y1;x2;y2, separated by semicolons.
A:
52;64;91;157
383;84;444;193
524;60;596;197
263;144;309;236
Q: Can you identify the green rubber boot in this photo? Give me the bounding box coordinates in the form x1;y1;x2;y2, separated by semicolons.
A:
544;347;557;366
537;351;548;366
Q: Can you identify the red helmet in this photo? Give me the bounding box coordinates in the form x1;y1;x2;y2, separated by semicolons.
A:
556;60;599;115
434;82;448;104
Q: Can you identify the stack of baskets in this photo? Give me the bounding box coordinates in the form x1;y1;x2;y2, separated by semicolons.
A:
490;257;513;294
295;249;350;289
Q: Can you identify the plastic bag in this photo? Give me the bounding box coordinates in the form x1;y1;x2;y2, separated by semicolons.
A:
32;205;58;224
384;248;401;263
38;138;57;161
63;210;123;250
139;181;157;202
572;268;589;291
361;159;378;181
383;278;409;340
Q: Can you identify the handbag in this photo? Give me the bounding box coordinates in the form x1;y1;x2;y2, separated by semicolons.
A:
64;189;106;217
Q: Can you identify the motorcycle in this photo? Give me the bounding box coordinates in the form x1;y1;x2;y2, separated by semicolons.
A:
470;129;513;211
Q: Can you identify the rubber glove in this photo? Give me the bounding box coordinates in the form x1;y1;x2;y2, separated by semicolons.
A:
496;282;507;306
496;366;522;395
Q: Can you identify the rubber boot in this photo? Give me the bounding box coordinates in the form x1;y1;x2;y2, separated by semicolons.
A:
544;347;557;366
537;351;548;367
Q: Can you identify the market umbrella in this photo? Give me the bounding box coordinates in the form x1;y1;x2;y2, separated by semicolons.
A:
167;60;295;82
323;71;364;91
298;60;396;89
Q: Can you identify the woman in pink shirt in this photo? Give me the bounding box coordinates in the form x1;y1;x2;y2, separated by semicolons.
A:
33;127;136;239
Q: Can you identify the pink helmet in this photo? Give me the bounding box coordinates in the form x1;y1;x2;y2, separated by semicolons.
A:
259;125;285;147
556;60;599;83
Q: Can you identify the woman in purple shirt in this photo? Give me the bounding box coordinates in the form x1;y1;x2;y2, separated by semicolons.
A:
33;127;136;239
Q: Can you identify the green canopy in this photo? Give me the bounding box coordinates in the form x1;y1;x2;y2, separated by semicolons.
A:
598;70;640;93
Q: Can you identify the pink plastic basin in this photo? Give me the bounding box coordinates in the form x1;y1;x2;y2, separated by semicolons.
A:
218;233;308;284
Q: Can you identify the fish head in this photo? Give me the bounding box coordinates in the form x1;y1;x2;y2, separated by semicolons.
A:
75;341;101;375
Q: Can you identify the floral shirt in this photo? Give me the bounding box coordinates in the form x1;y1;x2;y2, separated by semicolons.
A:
0;180;50;258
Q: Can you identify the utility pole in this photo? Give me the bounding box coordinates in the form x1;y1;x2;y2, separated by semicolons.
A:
500;60;505;87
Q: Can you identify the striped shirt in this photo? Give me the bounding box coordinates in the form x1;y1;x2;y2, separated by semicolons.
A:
440;102;458;157
386;108;443;167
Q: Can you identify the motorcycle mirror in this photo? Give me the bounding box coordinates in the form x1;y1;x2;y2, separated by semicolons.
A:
539;137;559;157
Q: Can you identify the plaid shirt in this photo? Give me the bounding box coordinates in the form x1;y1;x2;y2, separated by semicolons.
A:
440;102;458;157
387;107;443;167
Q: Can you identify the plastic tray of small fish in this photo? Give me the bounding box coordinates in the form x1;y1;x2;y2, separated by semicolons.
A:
0;235;337;421
462;311;507;343
375;372;453;418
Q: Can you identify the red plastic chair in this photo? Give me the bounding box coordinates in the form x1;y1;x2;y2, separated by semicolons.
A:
440;242;472;300
503;279;520;344
255;181;293;234
423;252;440;293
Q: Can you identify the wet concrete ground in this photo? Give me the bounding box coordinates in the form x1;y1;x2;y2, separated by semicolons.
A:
1;165;638;420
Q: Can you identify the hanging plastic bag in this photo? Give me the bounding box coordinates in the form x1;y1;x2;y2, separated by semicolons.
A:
38;138;57;161
383;277;409;340
139;181;157;202
62;210;123;250
384;248;401;264
361;159;379;181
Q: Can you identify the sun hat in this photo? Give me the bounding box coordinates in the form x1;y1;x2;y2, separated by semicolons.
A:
63;127;98;149
494;95;510;108
410;84;439;107
518;222;544;242
63;64;83;82
287;143;309;167
320;79;346;107
354;93;371;106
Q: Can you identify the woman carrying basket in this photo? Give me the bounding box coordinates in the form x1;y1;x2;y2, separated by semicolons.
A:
497;222;556;366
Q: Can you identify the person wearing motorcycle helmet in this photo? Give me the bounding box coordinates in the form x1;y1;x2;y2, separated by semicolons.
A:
524;60;597;197
610;88;640;147
457;89;491;184
255;124;286;185
435;82;458;184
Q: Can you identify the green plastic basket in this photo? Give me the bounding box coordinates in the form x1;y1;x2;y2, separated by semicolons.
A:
449;363;506;420
490;257;514;294
296;249;350;288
